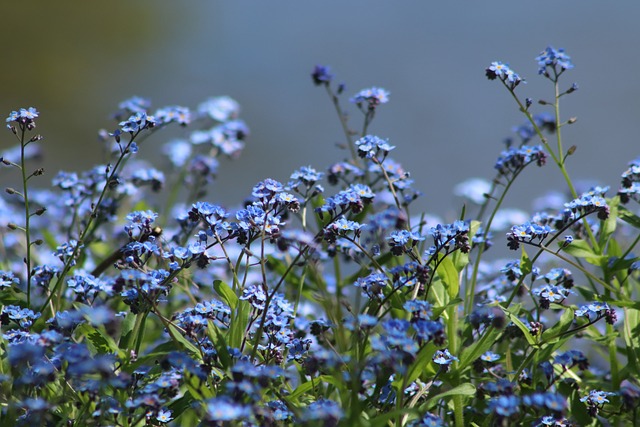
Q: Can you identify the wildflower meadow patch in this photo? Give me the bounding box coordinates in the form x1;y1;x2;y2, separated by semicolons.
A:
1;47;639;426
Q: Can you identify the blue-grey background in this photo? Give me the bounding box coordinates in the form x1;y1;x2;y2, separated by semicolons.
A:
3;2;638;219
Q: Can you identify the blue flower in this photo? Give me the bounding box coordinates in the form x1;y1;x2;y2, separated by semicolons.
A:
522;392;567;413
197;96;240;122
411;413;445;427
554;349;589;370
301;399;344;423
506;220;553;250
404;300;432;320
155;409;173;423
311;65;333;86
536;46;574;76
204;397;251;421
1;305;41;329
413;320;445;345
533;285;572;308
580;390;615;416
564;193;610;220
117;96;150;115
163;139;192;167
355;135;395;159
267;400;293;421
354;272;388;299
433;349;458;365
480;351;501;362
6;107;39;130
495;145;547;177
485;62;524;90
289;165;324;189
0;270;19;289
387;229;424;255
487;395;520;417
154;105;190;126
119;112;156;134
350;87;389;109
427;220;470;255
327;161;364;185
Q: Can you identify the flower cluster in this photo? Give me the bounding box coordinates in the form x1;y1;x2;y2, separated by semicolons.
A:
495;145;547;177
536;46;574;77
425;220;470;256
618;156;640;204
506;220;553;250
350;86;390;109
563;193;609;220
485;61;524;90
0;46;637;426
6;107;39;131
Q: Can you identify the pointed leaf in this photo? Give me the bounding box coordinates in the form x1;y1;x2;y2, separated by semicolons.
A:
214;279;238;310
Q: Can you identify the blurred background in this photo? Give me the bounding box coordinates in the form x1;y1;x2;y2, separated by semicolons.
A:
2;1;639;220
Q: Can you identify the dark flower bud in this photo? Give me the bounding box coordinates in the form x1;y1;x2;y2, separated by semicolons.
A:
311;65;333;86
490;307;506;329
5;187;16;194
528;321;543;336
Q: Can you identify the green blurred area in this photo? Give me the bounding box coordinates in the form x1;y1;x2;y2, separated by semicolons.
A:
2;2;183;168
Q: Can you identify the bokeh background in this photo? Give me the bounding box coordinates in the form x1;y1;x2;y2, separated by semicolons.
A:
3;1;639;219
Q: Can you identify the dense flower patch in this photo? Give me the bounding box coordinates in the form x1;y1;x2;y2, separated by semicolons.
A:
0;46;639;426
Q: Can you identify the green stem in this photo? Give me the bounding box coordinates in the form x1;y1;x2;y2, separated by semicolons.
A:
40;136;140;314
465;174;518;315
19;126;33;307
133;311;149;355
325;85;358;164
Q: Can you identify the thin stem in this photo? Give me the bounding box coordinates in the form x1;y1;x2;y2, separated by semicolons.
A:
19;125;34;307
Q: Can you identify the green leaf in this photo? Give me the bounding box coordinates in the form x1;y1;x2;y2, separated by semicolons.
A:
540;306;574;344
118;312;136;350
76;323;119;355
619;205;640;229
168;390;195;419
437;256;459;299
214;280;238;310
560;239;605;265
500;307;536;346
403;343;437;384
228;300;251;349
424;383;476;408
369;407;421;427
432;297;463;319
519;247;532;277
623;308;640;377
166;323;201;355
459;326;502;370
208;322;232;369
287;374;344;401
